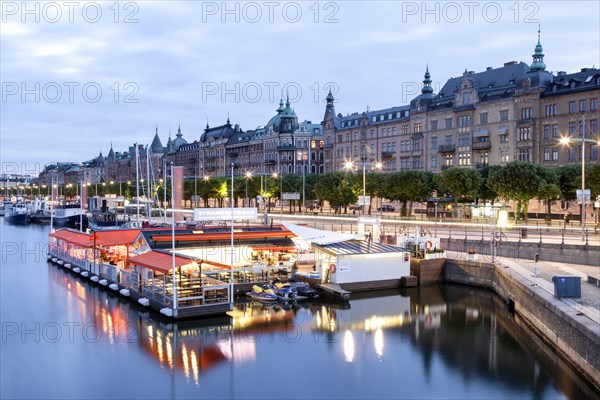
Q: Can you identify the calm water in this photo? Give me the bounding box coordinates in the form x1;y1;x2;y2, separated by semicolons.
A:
1;220;598;399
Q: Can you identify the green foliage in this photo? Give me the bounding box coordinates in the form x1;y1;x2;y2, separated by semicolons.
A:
478;165;502;204
587;164;600;198
437;167;482;201
556;164;581;201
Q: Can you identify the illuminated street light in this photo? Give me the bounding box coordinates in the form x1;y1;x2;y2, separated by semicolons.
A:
343;159;383;215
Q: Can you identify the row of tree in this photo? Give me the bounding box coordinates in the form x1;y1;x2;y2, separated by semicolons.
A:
59;162;600;222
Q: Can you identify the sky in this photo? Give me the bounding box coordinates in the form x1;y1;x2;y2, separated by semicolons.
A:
1;0;599;176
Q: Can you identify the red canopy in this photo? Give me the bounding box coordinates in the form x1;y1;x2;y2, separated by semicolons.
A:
50;229;92;248
128;251;193;273
94;229;141;246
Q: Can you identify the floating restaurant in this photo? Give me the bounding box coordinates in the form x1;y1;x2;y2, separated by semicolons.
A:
48;225;300;318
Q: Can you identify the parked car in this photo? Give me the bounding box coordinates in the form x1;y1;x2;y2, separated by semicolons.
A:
306;203;320;211
349;204;363;211
377;205;395;212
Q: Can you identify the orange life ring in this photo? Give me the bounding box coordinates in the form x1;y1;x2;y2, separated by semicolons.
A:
425;240;433;250
329;264;336;273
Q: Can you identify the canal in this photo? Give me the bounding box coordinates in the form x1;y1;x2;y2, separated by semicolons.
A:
1;220;598;399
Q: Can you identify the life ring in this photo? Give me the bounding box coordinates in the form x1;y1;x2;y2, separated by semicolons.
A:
329;264;336;273
425;240;433;251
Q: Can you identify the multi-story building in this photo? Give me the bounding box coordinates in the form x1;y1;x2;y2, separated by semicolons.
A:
323;31;599;174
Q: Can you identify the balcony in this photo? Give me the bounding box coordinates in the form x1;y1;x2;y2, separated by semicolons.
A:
381;150;396;159
264;159;277;165
277;145;296;151
438;144;456;153
472;141;491;150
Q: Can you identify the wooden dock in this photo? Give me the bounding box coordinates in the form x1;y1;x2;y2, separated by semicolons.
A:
317;283;351;301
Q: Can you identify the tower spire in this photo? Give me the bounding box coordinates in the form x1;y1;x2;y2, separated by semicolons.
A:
530;25;546;72
422;64;433;95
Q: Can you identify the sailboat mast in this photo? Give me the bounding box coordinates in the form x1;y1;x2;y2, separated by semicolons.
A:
135;143;140;226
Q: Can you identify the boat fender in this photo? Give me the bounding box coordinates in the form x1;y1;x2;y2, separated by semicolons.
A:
109;283;119;291
329;264;336;273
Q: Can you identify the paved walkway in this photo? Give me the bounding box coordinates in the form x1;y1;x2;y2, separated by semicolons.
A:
448;250;600;325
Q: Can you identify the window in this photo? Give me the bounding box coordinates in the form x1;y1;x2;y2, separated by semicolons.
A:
479;113;488;124
380;115;384;122
372;116;377;122
431;120;438;131
414;123;422;133
400;157;410;170
353;145;358;156
500;133;509;143
569;101;576;113
500;110;509;121
590;120;598;134
591;145;598;160
458;152;471;165
591;98;598;111
500;149;509;163
392;127;396;135
545;104;557;116
569;122;577;135
580;100;587;112
462;92;471;105
445;118;452;129
552;148;559;161
518;127;531;141
552;124;559;138
326;136;332;145
354;132;358;141
337;135;343;143
370;129;375;138
400;140;411;152
431;136;438;150
569;147;576;160
458;134;470;147
543;148;550;161
402;125;409;135
544;125;550;138
431;155;437;169
517;148;531;162
412;156;421;169
521;108;532;119
413;139;421;151
445;154;454;166
370;144;375;155
388;113;393;119
458;115;471;127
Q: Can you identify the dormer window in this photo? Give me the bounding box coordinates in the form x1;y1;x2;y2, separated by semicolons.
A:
462;92;471;105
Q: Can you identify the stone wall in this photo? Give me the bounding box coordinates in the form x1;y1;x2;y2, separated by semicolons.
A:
444;259;600;391
441;238;600;266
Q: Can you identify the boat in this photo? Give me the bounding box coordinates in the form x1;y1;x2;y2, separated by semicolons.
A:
287;279;319;300
29;199;51;224
87;199;127;230
267;281;297;301
52;202;86;229
4;203;30;224
245;285;278;302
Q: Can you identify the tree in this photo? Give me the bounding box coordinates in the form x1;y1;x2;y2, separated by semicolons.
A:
488;161;548;223
314;172;357;213
535;168;560;221
556;164;581;202
383;171;433;217
587;164;600;198
437;168;483;216
478;165;502;205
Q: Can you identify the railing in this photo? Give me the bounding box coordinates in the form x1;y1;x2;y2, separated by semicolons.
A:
472;141;491;150
381;150;396;158
438;144;456;152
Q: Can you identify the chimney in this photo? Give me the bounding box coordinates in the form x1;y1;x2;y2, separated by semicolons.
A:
486;67;493;71
504;61;517;67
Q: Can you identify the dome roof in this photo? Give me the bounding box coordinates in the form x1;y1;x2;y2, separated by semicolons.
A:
172;125;187;151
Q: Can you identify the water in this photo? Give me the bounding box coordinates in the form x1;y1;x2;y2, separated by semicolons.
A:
1;220;598;399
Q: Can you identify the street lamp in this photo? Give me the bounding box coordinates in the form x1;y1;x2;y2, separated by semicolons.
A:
245;171;253;207
560;115;600;239
344;160;383;215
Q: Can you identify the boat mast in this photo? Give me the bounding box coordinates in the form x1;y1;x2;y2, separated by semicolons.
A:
135;143;140;227
230;162;234;304
79;178;83;232
170;162;177;317
146;145;151;221
49;178;54;232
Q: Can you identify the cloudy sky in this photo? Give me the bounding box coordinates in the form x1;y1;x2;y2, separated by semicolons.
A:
2;1;599;175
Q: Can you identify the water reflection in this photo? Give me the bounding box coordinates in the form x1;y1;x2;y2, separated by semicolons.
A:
2;219;597;399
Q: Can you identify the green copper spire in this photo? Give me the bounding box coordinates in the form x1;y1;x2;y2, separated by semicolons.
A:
422;64;433;94
530;26;546;72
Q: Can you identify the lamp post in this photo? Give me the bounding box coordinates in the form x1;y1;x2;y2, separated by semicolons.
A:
245;171;252;207
343;160;383;215
560;114;599;240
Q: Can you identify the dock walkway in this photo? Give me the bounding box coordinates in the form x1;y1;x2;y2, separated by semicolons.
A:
317;283;351;301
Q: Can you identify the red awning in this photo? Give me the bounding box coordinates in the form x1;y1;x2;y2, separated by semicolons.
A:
128;251;193;273
151;230;295;243
94;229;141;246
49;229;92;248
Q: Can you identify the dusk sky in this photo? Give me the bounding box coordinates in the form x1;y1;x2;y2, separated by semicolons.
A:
1;1;599;175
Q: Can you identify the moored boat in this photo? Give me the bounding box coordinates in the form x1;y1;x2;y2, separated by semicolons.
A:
246;285;278;302
4;203;30;224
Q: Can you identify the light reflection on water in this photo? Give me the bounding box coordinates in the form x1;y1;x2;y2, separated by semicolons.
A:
1;220;598;399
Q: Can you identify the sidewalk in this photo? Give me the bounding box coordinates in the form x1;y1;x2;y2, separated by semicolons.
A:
448;250;600;324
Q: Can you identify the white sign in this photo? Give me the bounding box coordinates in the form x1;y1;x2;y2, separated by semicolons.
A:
256;195;263;204
193;207;258;221
576;189;591;205
358;216;380;225
282;192;300;200
358;195;371;206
